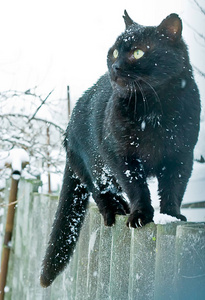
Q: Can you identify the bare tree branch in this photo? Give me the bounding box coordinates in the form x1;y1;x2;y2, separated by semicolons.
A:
184;20;205;42
0;113;65;133
193;65;205;78
28;89;54;122
193;0;205;15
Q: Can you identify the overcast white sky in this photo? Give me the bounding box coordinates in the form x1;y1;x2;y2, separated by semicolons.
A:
0;0;204;109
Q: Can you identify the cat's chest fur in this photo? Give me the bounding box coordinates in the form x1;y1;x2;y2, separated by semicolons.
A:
102;92;182;171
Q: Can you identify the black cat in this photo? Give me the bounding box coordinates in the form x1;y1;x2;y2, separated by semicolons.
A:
40;11;200;287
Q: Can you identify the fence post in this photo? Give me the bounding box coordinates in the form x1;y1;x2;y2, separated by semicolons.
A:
0;177;19;300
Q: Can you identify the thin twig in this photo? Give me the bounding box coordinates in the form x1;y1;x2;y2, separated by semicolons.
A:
193;0;205;15
28;89;54;122
0;200;18;207
184;20;205;41
193;65;205;78
0;113;64;133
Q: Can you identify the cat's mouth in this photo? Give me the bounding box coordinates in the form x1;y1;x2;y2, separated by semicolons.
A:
110;68;140;89
110;72;162;111
115;76;128;87
111;72;132;89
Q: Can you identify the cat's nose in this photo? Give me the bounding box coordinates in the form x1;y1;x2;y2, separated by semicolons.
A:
112;62;123;76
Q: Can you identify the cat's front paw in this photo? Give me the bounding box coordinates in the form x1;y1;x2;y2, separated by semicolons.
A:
102;200;128;227
169;213;187;221
176;214;187;221
99;193;130;227
160;208;187;222
126;210;154;228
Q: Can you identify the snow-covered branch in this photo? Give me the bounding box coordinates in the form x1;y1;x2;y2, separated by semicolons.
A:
0;87;68;192
0;113;65;133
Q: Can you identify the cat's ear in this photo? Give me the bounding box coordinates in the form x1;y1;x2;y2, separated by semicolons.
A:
157;13;182;41
123;10;134;29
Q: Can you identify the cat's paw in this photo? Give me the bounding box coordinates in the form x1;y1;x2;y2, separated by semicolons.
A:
115;197;130;214
170;213;187;221
103;202;127;226
126;210;154;228
103;211;116;226
98;192;130;226
161;208;187;222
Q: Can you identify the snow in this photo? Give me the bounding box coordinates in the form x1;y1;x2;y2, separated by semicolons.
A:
4;286;9;293
153;212;178;224
141;120;146;131
0;148;29;180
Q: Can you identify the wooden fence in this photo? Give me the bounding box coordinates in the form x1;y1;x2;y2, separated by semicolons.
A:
1;178;205;300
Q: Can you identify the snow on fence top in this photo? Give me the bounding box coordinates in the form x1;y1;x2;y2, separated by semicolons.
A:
0;149;29;180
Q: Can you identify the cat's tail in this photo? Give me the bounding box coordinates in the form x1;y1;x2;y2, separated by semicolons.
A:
40;162;89;288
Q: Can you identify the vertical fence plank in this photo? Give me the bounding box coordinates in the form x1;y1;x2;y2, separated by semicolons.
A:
109;215;131;300
86;205;101;300
46;194;80;300
74;209;90;300
175;224;205;300
128;222;157;300
154;223;179;300
61;242;80;300
8;179;33;300
96;218;112;300
31;193;57;300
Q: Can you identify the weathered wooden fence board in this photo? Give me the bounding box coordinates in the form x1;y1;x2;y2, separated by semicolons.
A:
109;216;131;300
154;223;179;300
96;217;112;300
0;178;204;300
174;224;205;300
129;223;157;300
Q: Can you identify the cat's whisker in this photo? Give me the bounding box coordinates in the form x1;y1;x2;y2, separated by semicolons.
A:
138;80;149;114
128;83;133;108
134;80;148;115
134;83;138;117
139;77;163;114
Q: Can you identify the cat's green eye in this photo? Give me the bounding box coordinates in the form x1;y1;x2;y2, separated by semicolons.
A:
113;49;119;59
133;49;144;60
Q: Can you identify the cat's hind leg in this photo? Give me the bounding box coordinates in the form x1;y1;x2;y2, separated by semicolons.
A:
40;162;89;288
93;190;130;226
157;157;193;221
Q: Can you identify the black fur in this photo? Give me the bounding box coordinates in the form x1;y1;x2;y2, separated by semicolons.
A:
40;11;200;287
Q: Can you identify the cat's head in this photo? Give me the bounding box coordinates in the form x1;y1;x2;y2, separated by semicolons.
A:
107;11;187;97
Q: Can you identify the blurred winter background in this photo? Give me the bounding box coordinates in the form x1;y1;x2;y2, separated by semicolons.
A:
0;0;204;220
